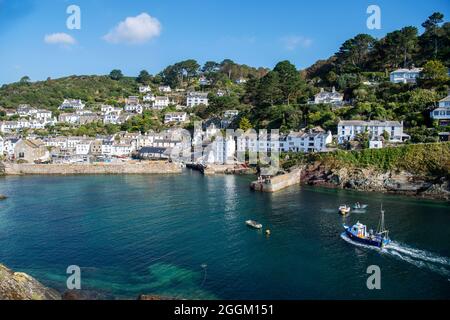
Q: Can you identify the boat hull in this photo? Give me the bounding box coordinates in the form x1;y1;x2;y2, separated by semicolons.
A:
344;228;389;248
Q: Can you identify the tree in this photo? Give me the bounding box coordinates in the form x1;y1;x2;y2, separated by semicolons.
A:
202;61;220;73
256;71;282;107
20;76;30;83
239;117;252;131
335;34;376;72
419;60;448;87
109;69;123;80
420;12;445;59
273;61;303;105
137;70;152;84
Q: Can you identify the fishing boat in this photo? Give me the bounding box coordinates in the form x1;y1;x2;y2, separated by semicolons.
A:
246;220;263;229
353;202;368;210
338;205;351;215
343;206;391;248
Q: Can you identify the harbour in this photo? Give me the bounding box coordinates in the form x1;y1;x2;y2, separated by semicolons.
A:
0;171;449;299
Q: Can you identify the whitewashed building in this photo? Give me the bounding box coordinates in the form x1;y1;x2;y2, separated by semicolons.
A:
280;129;332;153
186;92;209;107
139;85;152;93
338;120;406;144
153;96;170;109
390;68;422;84
164;112;187;124
59;99;85;110
311;87;344;105
159;85;172;93
431;94;450;126
124;103;143;114
205;135;236;164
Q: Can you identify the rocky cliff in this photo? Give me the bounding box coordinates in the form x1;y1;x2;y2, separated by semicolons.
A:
0;264;60;300
301;162;450;200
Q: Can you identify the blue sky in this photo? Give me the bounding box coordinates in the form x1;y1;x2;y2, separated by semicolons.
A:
0;0;449;85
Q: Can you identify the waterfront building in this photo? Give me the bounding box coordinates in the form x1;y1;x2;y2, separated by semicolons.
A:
14;139;50;163
205;135;236;164
137;147;170;160
280;129;332;153
338;120;407;144
390;67;422;84
186;92;209;107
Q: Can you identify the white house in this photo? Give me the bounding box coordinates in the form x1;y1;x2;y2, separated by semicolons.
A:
235;78;247;84
75;140;93;155
311;87;344;105
338;120;406;144
186;92;209;107
3;137;19;156
58;113;80;124
153;96;170;109
205;135;236;165
431;94;450;126
390;68;423;84
164;112;187;124
236;132;280;153
17;105;37;117
124;103;143;114
159;85;172;93
0;136;4;155
104;111;122;124
139;85;152;93
143;94;155;102
35;110;52;121
59;99;85;110
280;129;332;153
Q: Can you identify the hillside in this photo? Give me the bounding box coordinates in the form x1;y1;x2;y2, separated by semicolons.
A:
0;75;138;110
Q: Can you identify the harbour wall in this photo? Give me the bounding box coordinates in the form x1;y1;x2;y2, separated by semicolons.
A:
251;168;302;193
1;161;182;175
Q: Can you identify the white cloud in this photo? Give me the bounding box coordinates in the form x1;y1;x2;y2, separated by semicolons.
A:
281;35;312;51
103;13;162;44
44;33;76;45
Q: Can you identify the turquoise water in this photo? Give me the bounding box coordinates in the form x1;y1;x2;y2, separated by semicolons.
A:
0;171;449;299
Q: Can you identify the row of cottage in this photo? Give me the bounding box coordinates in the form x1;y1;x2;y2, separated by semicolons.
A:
1;119;411;164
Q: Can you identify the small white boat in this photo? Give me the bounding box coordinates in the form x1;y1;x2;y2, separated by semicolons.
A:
353;203;368;210
338;205;351;215
246;220;263;229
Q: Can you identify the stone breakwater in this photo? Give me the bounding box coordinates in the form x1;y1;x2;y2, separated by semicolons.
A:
2;161;182;175
251;168;302;193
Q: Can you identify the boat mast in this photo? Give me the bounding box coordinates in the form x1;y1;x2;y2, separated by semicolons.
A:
377;204;388;237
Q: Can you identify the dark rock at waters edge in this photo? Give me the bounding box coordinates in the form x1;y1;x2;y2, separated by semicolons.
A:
0;264;61;300
301;164;450;201
0;194;7;200
62;289;116;300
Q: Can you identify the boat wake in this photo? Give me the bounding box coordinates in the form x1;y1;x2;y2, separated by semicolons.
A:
341;233;450;278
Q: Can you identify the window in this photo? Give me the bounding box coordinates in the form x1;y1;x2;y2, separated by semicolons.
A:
19;152;24;158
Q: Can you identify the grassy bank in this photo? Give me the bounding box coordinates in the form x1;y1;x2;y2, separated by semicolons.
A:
283;142;450;177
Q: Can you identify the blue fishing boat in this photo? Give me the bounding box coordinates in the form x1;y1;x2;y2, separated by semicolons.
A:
343;206;390;248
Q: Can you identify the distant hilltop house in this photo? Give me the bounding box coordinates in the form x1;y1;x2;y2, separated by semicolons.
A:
59;99;85;110
431;94;450;126
338;120;409;145
235;78;247;84
280;128;332;153
199;76;211;86
14;139;50;163
390;67;423;84
186;92;209;107
164;112;187;124
159;85;172;93
139;85;152;93
310;87;344;106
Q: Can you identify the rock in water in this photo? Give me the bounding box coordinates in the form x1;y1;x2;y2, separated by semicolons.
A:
0;194;7;200
0;264;60;300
